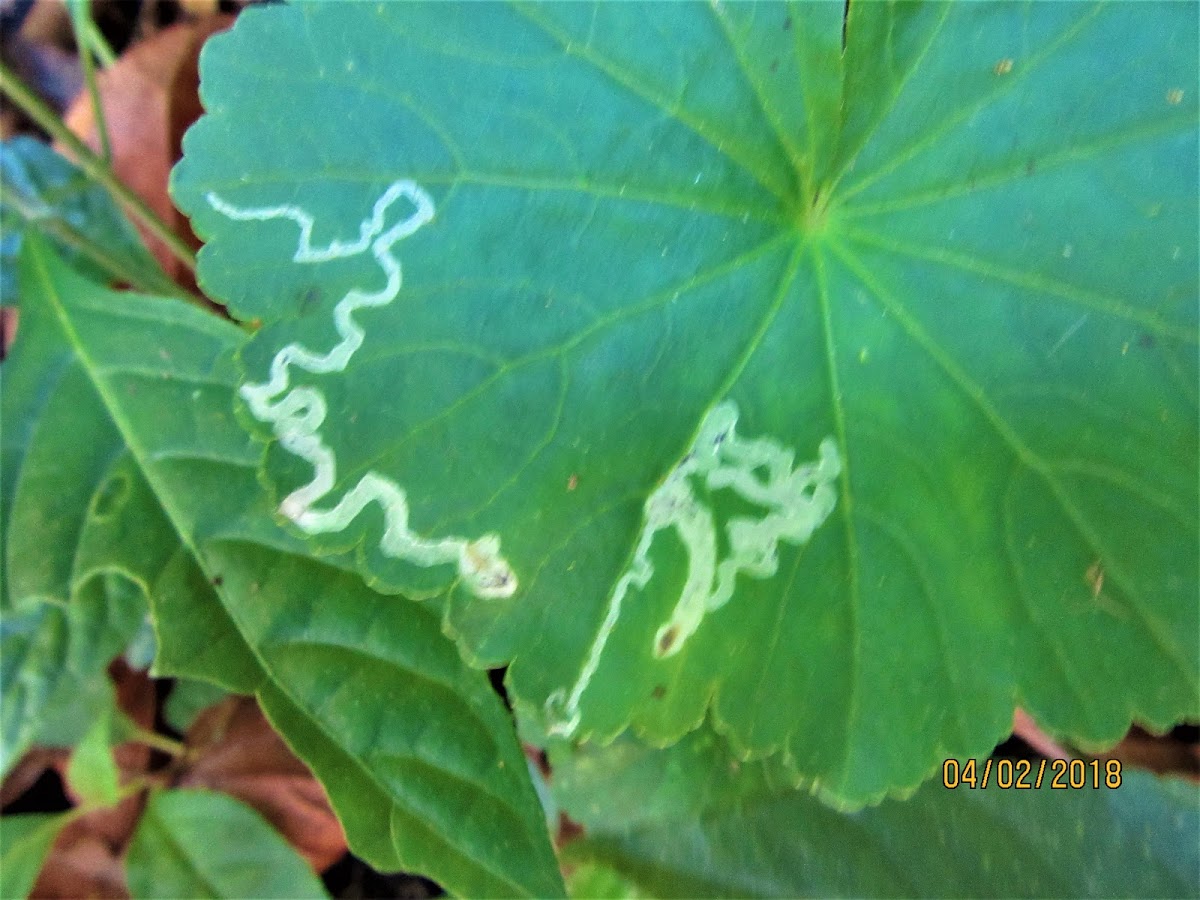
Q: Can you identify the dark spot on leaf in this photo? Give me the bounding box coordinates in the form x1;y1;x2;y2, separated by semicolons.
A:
783;15;792;30
1138;333;1155;348
298;287;321;315
1026;158;1036;176
657;626;678;656
652;685;666;699
212;575;224;587
769;59;778;73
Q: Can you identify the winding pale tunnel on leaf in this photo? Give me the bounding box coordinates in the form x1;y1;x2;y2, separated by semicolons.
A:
207;181;517;599
546;401;840;737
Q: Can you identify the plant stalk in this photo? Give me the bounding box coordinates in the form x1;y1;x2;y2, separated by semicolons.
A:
123;723;188;758
67;0;112;163
6;191;193;301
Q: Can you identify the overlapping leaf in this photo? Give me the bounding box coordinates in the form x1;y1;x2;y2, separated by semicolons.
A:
0;812;70;900
1;241;563;897
0;137;179;304
125;790;327;899
551;729;1200;898
174;3;1198;805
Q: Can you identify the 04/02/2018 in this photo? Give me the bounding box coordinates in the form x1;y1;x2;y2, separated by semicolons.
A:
942;758;1122;790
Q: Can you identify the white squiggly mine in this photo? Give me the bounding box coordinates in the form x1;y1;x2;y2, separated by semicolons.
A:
546;401;840;736
206;181;516;599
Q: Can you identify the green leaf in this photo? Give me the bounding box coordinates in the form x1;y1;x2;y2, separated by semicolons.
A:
5;239;564;897
566;861;643;900
1;223;192;772
125;789;327;900
0;137;175;303
0;813;69;900
163;678;229;734
552;730;1200;898
65;706;120;807
174;1;1199;806
0;573;142;777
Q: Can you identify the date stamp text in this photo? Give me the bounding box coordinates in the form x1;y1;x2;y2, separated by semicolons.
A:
942;758;1122;790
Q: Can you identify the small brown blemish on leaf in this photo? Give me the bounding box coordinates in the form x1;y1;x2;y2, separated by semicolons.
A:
212;575;224;587
994;58;1013;76
1138;333;1155;349
567;474;578;491
1025;158;1036;176
782;15;792;30
1086;560;1104;599
651;685;666;699
769;59;778;73
1167;88;1184;105
657;625;678;656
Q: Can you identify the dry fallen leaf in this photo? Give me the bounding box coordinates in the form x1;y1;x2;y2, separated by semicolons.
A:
179;696;347;872
58;16;233;288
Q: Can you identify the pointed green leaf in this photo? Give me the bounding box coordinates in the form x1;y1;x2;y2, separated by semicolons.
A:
173;3;1198;806
552;731;1200;898
125;789;327;900
4;240;564;897
0;813;69;900
65;706;120;807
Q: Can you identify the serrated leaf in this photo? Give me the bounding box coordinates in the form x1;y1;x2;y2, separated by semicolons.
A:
552;730;1200;898
4;240;564;897
0;137;176;303
0;813;69;900
125;789;327;900
65;706;120;807
174;1;1199;806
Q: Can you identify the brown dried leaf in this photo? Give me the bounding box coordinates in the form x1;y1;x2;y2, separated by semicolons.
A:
179;696;347;872
58;16;233;287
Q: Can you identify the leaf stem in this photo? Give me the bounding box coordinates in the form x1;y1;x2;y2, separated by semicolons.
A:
122;722;188;758
67;0;111;163
0;58;198;276
82;14;118;68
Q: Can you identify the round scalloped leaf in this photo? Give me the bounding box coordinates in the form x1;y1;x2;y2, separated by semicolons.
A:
173;3;1198;806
